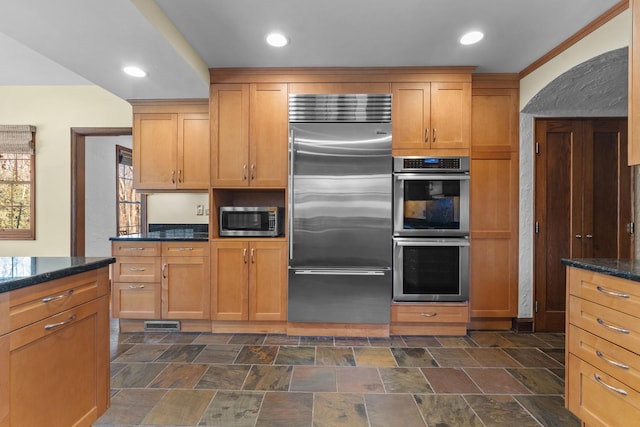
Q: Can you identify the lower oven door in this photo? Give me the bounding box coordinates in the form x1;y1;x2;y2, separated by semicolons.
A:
393;237;469;302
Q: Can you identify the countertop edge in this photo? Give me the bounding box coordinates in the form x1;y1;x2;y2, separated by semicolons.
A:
562;258;640;283
0;257;116;294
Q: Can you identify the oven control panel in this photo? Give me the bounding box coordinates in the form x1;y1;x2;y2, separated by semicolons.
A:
393;156;469;173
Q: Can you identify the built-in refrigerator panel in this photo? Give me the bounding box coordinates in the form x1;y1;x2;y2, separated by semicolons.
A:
289;122;392;269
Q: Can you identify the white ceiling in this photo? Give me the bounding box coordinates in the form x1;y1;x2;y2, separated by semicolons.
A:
0;0;623;101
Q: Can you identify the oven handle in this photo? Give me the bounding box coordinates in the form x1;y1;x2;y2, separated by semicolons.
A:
394;173;470;181
394;238;470;247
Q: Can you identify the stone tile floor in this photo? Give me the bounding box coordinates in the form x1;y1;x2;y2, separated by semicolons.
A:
94;324;579;427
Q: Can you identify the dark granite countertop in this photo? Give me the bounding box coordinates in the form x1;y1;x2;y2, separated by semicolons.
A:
109;230;209;241
0;257;115;294
562;258;640;283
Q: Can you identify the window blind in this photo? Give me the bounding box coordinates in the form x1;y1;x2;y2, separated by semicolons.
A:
0;125;36;154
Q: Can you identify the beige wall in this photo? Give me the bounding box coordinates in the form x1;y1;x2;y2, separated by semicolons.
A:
0;85;131;256
520;9;631;109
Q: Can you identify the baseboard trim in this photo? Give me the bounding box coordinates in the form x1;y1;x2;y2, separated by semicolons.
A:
512;317;534;333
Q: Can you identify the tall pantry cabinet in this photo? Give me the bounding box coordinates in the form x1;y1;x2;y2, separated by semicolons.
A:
469;75;520;330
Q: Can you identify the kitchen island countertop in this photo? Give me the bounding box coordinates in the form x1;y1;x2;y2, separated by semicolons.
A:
561;258;640;283
0;256;115;294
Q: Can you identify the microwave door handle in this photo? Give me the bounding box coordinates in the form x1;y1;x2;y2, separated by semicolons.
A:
288;129;295;260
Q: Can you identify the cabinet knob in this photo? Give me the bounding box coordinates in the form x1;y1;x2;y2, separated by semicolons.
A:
575;234;582;239
586;234;593;239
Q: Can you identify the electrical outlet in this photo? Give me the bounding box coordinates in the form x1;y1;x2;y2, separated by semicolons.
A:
196;204;204;215
204;208;209;216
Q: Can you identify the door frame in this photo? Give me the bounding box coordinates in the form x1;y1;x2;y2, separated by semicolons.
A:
70;127;132;256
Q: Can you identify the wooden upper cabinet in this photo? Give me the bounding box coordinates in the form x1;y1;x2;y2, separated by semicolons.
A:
630;0;640;165
211;83;288;188
392;81;470;153
132;100;209;191
133;113;177;189
178;113;210;189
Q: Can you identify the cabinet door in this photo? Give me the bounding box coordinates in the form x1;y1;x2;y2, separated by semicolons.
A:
3;298;109;427
133;113;178;189
161;256;211;320
249;83;288;187
430;82;471;149
211;84;250;187
178;113;210;189
392;82;430;150
249;241;287;321
211;241;249;320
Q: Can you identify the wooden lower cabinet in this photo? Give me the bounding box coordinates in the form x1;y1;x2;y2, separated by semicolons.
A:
111;241;210;321
211;240;287;323
0;268;110;427
566;266;640;425
390;302;469;336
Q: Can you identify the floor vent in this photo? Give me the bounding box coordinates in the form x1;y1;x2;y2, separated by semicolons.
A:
144;320;180;332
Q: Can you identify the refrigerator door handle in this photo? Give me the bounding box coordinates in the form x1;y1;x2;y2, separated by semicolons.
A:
294;269;387;276
288;128;295;260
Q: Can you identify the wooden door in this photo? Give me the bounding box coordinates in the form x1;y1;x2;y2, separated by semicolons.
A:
211;241;249;320
249;241;288;321
249;83;288;187
162;254;210;320
178;112;210;189
534;118;631;331
133;113;177;189
430;82;471;149
391;82;430;150
211;84;250;187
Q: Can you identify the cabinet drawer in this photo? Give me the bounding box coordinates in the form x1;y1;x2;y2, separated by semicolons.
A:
568;268;640;318
8;269;109;333
112;241;160;257
112;257;161;282
391;303;469;323
569;325;640;393
161;242;209;257
567;354;640;426
569;296;640;355
112;282;161;319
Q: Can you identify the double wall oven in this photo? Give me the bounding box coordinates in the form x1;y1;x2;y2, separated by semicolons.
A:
392;156;470;302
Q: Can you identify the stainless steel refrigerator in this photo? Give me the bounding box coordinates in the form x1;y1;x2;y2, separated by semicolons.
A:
288;94;392;324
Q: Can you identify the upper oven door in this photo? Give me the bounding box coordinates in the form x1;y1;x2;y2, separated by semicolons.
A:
393;173;469;237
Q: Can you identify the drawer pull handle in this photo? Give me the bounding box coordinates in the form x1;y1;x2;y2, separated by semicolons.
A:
594;373;628;396
162;263;167;279
129;267;146;272
597;318;630;334
596;286;630;299
41;289;74;303
176;247;194;251
596;350;630;370
44;314;76;331
128;285;145;289
127;247;145;251
420;312;437;317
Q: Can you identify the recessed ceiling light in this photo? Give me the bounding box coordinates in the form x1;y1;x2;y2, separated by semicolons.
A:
123;66;147;77
460;31;484;45
266;32;288;47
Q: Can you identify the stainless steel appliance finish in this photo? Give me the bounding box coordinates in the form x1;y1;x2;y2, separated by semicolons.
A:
393;237;469;302
288;94;392;324
392;156;470;302
219;206;284;237
393;156;470;237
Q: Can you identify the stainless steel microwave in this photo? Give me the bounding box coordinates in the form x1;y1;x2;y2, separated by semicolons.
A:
219;206;284;237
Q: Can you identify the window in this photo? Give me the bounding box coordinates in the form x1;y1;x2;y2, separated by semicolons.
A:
116;145;144;235
0;126;35;240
